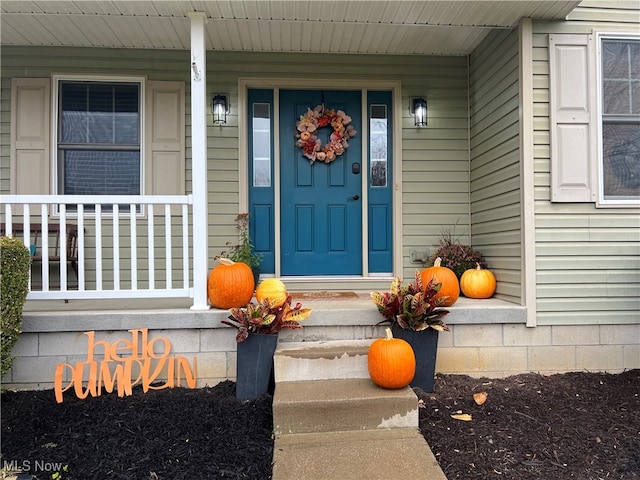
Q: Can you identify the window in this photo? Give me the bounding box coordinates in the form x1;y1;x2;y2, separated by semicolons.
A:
56;78;143;197
252;103;271;187
370;105;388;187
598;36;640;204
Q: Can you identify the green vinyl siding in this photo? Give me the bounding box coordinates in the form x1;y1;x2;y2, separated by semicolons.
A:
562;0;640;26
469;29;522;303
1;47;470;283
401;57;470;280
532;0;640;326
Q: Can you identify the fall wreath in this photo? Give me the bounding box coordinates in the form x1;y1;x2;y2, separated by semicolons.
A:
295;104;357;164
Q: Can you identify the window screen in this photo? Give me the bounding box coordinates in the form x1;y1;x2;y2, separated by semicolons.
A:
58;81;141;196
601;39;640;200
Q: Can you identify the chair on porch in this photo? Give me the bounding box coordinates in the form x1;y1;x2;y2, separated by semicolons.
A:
1;222;79;287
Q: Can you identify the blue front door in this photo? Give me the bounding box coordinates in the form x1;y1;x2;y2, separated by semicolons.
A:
279;90;362;275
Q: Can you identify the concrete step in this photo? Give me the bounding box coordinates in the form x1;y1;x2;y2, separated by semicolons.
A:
272;428;448;480
274;339;373;382
271;339;448;480
273;378;418;435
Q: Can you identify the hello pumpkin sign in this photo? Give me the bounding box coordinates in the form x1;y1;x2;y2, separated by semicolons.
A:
54;329;197;403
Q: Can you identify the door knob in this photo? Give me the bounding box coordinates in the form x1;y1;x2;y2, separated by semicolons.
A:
351;194;360;201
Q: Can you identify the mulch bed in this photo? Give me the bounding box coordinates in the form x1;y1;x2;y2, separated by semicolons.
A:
1;381;273;479
2;370;639;479
418;369;640;479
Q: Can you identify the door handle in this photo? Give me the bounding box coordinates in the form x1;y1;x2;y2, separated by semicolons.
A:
351;194;360;201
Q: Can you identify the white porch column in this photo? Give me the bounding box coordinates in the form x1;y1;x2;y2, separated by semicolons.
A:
519;18;537;327
189;12;210;310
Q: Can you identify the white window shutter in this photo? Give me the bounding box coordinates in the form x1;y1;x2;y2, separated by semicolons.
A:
10;78;50;195
549;34;597;202
145;81;186;196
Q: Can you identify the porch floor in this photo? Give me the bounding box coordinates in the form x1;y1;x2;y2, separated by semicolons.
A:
22;292;373;313
23;293;518;314
20;292;525;337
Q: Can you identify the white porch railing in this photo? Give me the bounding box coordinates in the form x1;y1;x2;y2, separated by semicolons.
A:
1;195;196;302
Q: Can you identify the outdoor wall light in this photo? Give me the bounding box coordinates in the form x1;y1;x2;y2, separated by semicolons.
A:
411;97;427;127
212;94;229;125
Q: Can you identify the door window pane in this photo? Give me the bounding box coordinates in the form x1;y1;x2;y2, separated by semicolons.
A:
370;105;388;187
252;103;271;187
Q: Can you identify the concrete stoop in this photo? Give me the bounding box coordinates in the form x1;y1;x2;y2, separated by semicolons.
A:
272;340;447;480
273;378;418;435
274;340;373;382
272;428;447;480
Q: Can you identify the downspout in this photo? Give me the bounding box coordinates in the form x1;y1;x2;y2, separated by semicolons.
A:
189;12;210;310
519;18;537;327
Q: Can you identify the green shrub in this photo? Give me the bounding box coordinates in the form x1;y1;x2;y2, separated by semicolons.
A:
1;236;31;380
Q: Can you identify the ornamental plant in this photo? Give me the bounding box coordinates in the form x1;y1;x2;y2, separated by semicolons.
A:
222;294;312;342
370;270;449;332
218;213;262;270
428;229;487;280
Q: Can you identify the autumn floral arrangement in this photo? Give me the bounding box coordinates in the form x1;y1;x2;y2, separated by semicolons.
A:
370;271;449;332
222;279;312;342
295;104;357;164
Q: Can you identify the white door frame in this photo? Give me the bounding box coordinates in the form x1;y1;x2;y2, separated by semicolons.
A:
238;77;403;280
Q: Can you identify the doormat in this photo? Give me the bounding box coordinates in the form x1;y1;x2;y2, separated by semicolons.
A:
290;291;359;300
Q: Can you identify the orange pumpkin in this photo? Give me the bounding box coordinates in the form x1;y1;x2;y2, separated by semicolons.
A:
460;263;496;299
368;328;416;389
420;257;460;306
207;258;254;309
255;278;288;308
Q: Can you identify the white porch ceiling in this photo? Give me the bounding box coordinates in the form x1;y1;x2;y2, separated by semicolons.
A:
1;1;581;56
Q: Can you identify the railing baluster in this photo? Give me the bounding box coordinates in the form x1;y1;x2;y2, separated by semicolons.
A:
182;204;189;290
148;204;155;290
113;204;120;290
41;207;50;292
165;204;172;289
95;205;103;291
59;205;67;292
23;205;32;291
39;205;48;288
5;204;13;234
22;205;30;249
130;203;137;290
77;204;85;291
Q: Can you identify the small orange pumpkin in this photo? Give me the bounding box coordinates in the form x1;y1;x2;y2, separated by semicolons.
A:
460;263;496;299
420;257;460;306
255;278;288;308
207;258;255;309
368;328;416;389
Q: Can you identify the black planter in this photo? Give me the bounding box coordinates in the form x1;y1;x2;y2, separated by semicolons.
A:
251;267;260;291
235;332;278;401
391;324;439;393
